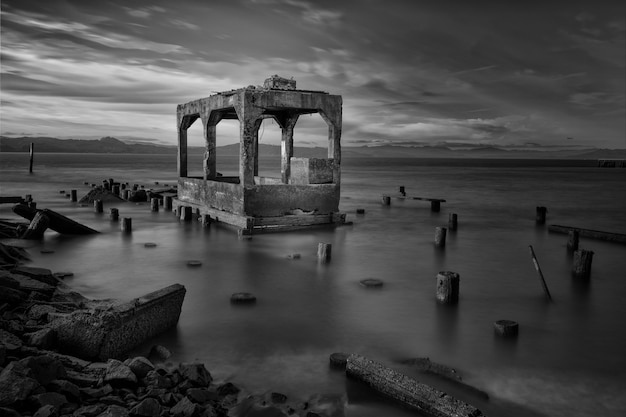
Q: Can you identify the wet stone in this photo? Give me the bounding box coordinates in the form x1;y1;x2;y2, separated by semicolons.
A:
359;278;383;288
105;359;137;385
178;363;212;388
329;352;349;369
129;397;161;417
126;356;154;379
230;293;256;304
186;260;202;267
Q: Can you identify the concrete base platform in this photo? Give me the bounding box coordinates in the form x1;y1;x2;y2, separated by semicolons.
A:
173;198;346;234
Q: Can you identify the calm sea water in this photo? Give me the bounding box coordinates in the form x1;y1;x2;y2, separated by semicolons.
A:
1;153;625;417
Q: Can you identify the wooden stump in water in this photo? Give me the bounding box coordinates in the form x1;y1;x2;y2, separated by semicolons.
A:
399;186;406;196
201;214;211;228
317;242;332;263
382;195;391;206
356;208;365;214
436;271;459;304
230;292;256;303
494;320;519;337
94;200;103;213
164;196;173;211
573;249;594;278
121;217;132;233
435;227;447;247
430;200;441;212
448;213;458;231
536;206;547;224
329;352;349;369
150;198;159;212
21;212;50;239
122;190;129;200
112;185;120;196
70;190;78;202
567;230;579;252
109;208;119;221
180;206;193;222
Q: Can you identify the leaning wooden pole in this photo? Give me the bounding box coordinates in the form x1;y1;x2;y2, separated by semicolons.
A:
528;245;553;301
29;143;34;173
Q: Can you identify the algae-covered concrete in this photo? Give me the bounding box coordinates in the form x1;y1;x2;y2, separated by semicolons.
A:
53;284;186;361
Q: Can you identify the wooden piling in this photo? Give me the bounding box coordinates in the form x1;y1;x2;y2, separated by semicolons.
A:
112;184;120;196
494;320;519;337
21;212;49;239
528;245;553;301
317;242;332;263
121;217;132;233
448;213;458;231
29;143;34;173
94;200;103;213
70;190;78;202
434;227;447;247
573;249;594;278
110;208;119;221
436;271;459;304
201;214;211;228
164;196;173;211
399;186;406;196
382;195;391;206
567;230;579;251
430;200;441;212
150;198;159;212
536;206;547;224
122;189;129;200
180;206;193;222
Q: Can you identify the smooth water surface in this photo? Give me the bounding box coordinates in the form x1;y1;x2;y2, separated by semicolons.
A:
1;153;625;417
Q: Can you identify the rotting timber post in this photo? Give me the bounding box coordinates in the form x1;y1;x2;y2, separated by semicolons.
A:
173;75;345;234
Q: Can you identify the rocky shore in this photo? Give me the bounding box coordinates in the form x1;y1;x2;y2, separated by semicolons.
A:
0;242;343;417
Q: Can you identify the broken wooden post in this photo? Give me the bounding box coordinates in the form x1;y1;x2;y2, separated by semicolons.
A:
180;206;193;222
573;249;594;278
528;245;553;301
436;271;459;304
94;200;103;213
150;198;159;212
122;189;129;200
109;208;119;222
121;217;132;233
536;206;547;224
382;195;391;206
567;230;579;252
29;142;34;173
435;227;447;247
201;214;211;228
70;190;78;202
399;186;406;196
112;184;120;196
164;196;173;211
21;212;49;239
317;242;332;263
430;200;441;212
494;320;519;337
448;213;458;231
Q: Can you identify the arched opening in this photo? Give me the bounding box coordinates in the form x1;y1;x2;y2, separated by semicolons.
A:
291;112;332;159
185;117;204;178
256;117;282;179
214;119;239;177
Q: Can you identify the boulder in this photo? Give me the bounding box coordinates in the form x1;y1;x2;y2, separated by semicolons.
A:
27;328;56;349
28;305;58;321
18;355;67;385
33;404;58;417
73;404;106;417
105;359;137;385
129;397;161;417
0;329;23;350
186;388;215;404
148;345;171;362
178;363;211;388
30;392;67;409
170;396;200;417
47;379;80;400
81;384;113;399
126;357;154;379
11;266;57;286
216;382;239;397
98;405;129;417
0;361;42;406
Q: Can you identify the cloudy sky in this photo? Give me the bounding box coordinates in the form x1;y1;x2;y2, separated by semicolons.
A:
1;0;624;149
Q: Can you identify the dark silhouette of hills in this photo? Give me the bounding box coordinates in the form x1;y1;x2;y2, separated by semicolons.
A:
1;136;624;159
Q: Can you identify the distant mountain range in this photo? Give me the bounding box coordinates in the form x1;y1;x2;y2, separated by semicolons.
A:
1;136;625;159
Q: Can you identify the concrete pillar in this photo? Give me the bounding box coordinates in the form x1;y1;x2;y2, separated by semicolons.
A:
279;114;299;184
253;119;263;177
94;200;103;213
177;122;188;178
435;227;447;247
317;242;332;263
70;190;78;202
436;271;459;304
235;92;263;187
110;208;119;221
320;104;342;184
203;124;217;180
121;218;132;233
164;196;173;211
150;198;159;212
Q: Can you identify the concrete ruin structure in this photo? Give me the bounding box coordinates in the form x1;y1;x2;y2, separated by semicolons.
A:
174;75;345;234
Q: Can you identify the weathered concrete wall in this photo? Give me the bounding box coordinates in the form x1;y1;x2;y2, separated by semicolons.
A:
53;284;186;361
177;178;244;215
289;158;335;185
244;184;339;217
346;354;485;417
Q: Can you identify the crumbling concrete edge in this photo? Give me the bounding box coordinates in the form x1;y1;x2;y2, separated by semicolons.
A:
53;284;186;361
345;354;485;417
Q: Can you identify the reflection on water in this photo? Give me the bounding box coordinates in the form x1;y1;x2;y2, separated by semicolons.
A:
1;153;626;416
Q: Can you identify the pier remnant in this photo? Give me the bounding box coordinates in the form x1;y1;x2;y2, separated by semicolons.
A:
180;206;193;222
164;196;173;211
121;218;132;233
13;204;98;235
567;230;579;251
536;206;547;224
110;208;119;222
448;213;458;231
435;227;447;247
21;212;50;239
548;224;626;244
150;198;159;212
436;271;459;304
52;284;186;360
70;190;78;202
345;354;484;417
572;249;594;278
494;320;519;337
317;243;332;263
528;245;553;301
94;200;103;213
